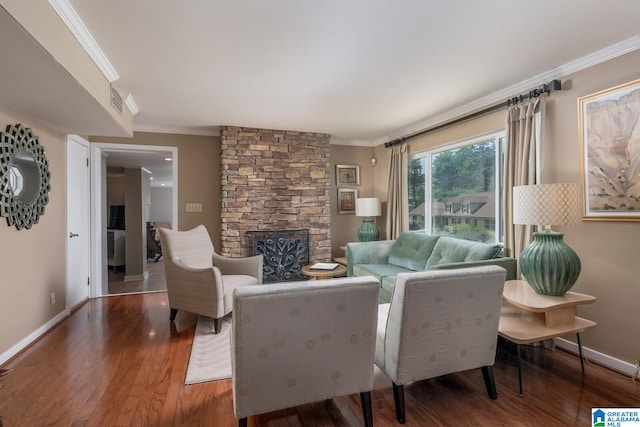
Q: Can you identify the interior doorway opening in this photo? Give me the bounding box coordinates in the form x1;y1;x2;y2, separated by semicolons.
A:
90;143;178;297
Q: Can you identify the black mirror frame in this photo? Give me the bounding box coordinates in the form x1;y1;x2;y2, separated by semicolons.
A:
0;124;51;230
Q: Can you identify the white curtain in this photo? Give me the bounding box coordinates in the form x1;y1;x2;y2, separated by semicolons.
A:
503;97;543;272
386;143;407;240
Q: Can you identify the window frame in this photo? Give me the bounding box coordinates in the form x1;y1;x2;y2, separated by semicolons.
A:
407;130;505;243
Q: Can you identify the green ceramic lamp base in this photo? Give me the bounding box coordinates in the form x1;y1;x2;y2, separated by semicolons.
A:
357;218;379;242
520;230;581;296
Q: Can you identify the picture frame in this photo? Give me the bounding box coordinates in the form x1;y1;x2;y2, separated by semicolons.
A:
337;188;357;215
578;79;640;221
335;164;360;186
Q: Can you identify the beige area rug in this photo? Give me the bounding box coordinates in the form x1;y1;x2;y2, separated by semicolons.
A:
184;315;232;385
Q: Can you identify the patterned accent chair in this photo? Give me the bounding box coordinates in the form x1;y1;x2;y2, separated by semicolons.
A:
231;276;380;427
375;266;507;424
158;225;263;333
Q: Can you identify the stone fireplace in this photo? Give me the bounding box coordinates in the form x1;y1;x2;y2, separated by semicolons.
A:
220;126;332;267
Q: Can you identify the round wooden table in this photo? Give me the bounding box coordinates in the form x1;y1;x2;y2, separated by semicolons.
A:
301;264;347;280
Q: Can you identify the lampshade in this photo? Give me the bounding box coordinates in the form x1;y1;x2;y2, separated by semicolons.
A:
513;183;581;226
512;183;582;296
355;198;381;242
355;198;381;217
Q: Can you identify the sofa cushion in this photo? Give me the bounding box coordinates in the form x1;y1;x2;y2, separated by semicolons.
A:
353;263;412;282
425;236;502;269
388;232;440;271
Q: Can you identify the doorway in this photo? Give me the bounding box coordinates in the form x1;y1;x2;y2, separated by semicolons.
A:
90;143;178;297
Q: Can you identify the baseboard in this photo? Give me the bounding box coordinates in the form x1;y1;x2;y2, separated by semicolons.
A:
0;309;70;366
555;337;637;378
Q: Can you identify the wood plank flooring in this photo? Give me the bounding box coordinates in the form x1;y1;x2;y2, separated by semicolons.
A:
1;292;639;426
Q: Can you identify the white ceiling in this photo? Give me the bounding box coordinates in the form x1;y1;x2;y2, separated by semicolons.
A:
105;149;174;188
65;0;640;145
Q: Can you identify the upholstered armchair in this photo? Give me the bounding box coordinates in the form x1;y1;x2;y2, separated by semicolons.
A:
158;225;263;333
231;276;380;427
375;265;507;424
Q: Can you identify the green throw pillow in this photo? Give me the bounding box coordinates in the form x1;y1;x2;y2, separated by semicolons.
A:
425;236;502;269
388;232;440;271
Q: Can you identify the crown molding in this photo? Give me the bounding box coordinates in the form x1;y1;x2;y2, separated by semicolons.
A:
377;34;640;146
48;0;119;82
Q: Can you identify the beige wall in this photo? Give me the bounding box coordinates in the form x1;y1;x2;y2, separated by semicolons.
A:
106;174;125;207
124;168;144;278
0;105;67;357
90;132;222;248
330;144;379;255
370;50;640;366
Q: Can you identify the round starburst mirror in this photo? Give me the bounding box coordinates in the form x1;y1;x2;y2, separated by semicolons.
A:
0;124;51;230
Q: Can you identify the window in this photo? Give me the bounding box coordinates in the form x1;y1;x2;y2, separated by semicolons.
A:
407;131;505;243
461;200;470;214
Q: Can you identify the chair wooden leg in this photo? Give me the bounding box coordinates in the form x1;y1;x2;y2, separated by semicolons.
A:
169;308;178;321
238;417;247;427
481;365;498;399
392;382;406;424
360;391;373;427
213;318;222;334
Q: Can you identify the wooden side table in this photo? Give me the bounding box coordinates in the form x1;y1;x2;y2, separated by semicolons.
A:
301;264;347;280
498;280;596;396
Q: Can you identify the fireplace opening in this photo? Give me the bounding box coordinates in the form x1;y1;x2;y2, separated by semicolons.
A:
246;229;310;283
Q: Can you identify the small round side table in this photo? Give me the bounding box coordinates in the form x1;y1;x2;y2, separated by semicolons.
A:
301;264;347;280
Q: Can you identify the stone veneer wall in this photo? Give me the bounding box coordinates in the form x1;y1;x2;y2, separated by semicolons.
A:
220;126;332;262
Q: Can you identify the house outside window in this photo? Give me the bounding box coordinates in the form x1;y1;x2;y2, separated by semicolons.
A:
407;131;504;243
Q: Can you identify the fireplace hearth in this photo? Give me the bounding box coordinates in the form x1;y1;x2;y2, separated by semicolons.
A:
246;229;309;283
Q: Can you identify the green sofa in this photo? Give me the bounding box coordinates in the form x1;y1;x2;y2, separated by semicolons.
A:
347;232;517;303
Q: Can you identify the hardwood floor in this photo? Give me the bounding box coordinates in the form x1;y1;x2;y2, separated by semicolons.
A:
1;292;638;426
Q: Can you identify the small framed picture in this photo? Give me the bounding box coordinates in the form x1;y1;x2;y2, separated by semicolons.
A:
337;188;357;215
336;164;360;186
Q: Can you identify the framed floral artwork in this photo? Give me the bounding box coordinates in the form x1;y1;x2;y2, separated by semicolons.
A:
578;79;640;221
336;164;360;186
337;188;357;215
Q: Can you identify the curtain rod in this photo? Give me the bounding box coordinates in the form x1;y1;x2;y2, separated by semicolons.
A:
384;79;562;148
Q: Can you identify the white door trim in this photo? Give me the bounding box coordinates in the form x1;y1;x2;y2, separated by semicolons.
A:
90;142;178;297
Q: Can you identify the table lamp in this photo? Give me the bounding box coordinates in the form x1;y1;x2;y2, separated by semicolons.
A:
512;183;582;296
355;197;381;242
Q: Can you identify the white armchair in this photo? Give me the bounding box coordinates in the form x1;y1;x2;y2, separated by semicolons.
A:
231;276;380;427
158;225;263;333
376;266;507;423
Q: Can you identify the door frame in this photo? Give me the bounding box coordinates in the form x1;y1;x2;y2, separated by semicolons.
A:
90;142;178;297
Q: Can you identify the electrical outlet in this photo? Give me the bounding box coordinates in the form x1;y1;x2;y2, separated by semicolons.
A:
50;292;56;305
186;203;203;213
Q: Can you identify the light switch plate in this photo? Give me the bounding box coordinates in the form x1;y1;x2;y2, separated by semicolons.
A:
186;203;203;213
